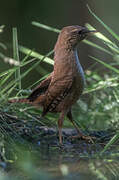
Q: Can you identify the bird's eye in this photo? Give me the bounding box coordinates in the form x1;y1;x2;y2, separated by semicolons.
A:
78;30;82;35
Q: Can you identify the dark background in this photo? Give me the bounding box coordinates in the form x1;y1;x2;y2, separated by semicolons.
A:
0;0;119;88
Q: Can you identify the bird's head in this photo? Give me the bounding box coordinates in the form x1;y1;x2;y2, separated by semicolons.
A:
56;25;97;49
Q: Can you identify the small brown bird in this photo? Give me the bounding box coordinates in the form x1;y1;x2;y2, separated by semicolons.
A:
10;26;97;144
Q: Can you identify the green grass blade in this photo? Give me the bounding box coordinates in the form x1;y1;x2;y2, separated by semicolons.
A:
84;76;119;94
1;79;16;95
0;71;14;87
20;58;37;67
83;39;113;55
0;53;50;96
21;49;34;63
100;132;119;154
0;25;5;33
13;27;21;90
31;21;116;55
0;68;14;78
19;45;54;65
87;5;119;41
0;52;20;66
20;49;53;79
2;49;54;97
32;21;60;33
89;56;119;74
0;42;7;50
85;23;119;54
7;84;18;98
28;74;50;89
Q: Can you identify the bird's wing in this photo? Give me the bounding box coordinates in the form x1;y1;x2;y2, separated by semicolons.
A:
28;73;52;102
42;77;73;115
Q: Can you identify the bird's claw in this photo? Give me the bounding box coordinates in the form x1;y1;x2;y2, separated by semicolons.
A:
69;135;96;143
81;135;95;143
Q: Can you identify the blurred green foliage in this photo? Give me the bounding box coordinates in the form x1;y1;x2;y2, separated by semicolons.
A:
0;2;119;180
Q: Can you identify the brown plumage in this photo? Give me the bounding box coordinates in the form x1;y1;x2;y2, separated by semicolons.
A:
9;26;97;144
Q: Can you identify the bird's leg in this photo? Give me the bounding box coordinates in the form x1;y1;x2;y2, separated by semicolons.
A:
67;109;83;136
58;111;66;145
67;109;94;143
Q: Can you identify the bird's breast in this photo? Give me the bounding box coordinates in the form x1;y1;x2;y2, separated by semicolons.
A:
52;49;85;112
74;50;85;83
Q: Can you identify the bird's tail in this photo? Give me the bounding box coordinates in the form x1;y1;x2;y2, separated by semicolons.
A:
9;98;31;104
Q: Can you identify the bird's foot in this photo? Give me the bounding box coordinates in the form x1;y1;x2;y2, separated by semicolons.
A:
58;142;65;150
81;135;95;143
69;134;96;143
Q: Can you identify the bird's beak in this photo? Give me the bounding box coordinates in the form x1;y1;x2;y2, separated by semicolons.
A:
81;29;98;35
